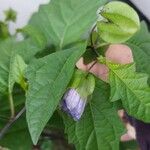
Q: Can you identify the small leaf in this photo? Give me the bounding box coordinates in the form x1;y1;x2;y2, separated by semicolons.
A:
0;21;10;40
26;42;86;144
97;1;140;43
0;38;41;96
4;8;17;22
108;63;150;122
63;79;124;150
10;54;27;91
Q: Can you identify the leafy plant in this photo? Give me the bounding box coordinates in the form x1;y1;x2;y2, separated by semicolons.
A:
0;0;149;150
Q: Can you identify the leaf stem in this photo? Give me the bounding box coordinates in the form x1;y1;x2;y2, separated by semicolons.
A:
95;43;109;49
90;24;97;47
88;60;97;72
8;92;15;118
86;60;97;78
0;106;25;140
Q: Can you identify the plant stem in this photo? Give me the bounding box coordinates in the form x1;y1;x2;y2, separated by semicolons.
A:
90;24;97;47
8;92;15;118
0;106;25;140
88;60;97;72
85;60;97;78
95;43;109;49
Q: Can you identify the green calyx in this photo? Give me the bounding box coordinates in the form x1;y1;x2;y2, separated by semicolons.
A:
69;69;95;99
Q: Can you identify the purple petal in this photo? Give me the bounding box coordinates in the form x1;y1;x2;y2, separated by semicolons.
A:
65;89;80;110
61;89;86;121
70;98;86;121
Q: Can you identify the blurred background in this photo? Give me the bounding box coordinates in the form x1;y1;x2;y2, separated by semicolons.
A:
0;0;49;34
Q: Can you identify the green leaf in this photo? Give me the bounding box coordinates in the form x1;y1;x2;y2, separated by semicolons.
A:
9;55;27;91
97;1;140;43
63;79;124;150
0;21;10;40
126;22;150;85
28;0;106;50
0;38;41;96
0;88;25;118
0;130;32;150
26;42;86;144
108;63;150;122
21;25;47;49
4;8;17;22
0;116;32;150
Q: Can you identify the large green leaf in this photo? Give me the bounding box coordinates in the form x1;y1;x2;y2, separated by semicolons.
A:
108;63;150;122
26;42;86;144
63;79;124;150
126;22;150;84
28;0;106;50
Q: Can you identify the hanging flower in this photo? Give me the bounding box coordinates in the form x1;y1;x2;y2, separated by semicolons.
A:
61;69;95;121
61;88;86;121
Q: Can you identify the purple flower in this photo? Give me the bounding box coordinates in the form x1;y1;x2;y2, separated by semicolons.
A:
61;89;86;121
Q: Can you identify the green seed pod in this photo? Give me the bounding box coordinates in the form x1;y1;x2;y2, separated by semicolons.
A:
97;1;140;43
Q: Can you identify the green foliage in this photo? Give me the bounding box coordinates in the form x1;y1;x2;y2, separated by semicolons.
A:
63;79;124;150
97;1;140;43
28;0;106;50
0;116;32;150
108;63;150;122
126;22;150;85
0;8;17;41
26;42;86;144
9;55;27;91
120;140;138;150
40;140;54;150
4;8;17;22
0;22;10;40
21;25;47;49
0;38;41;96
0;0;149;149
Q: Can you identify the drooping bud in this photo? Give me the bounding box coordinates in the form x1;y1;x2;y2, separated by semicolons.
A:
61;89;86;121
61;69;95;121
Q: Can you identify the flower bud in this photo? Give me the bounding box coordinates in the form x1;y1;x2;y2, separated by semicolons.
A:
61;89;86;121
61;69;95;121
